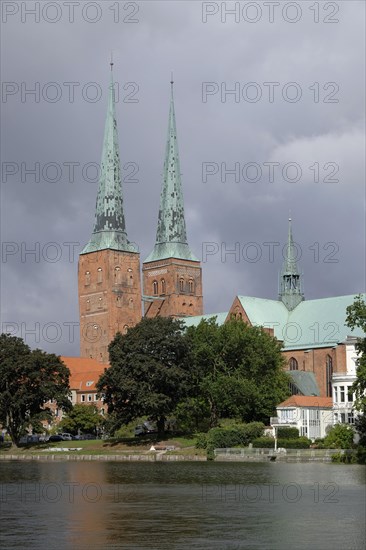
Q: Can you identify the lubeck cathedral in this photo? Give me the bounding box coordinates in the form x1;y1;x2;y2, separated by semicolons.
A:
73;65;363;403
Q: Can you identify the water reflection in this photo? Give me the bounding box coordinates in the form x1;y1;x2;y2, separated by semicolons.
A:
0;461;365;549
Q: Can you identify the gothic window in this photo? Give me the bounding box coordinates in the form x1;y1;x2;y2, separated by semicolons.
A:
127;268;133;287
116;295;122;307
86;299;90;311
129;298;134;309
123;325;129;335
97;267;103;284
289;357;298;371
326;354;333;397
85;271;90;286
114;266;122;284
98;297;103;309
153;280;158;295
179;278;184;292
161;279;166;295
188;279;194;293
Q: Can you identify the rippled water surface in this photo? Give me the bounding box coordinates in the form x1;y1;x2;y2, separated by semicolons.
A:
0;461;365;549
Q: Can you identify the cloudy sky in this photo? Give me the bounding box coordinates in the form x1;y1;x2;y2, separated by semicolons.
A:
1;0;365;355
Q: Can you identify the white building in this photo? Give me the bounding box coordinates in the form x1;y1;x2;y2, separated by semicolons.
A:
332;337;361;426
273;396;333;441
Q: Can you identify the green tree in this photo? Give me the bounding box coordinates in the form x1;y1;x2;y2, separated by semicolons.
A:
324;423;355;449
0;334;71;446
186;318;290;426
59;404;103;435
97;317;191;436
346;295;366;408
346;295;366;444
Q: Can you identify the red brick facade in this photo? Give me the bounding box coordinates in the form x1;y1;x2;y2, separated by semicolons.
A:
142;258;203;318
78;249;142;362
282;345;346;397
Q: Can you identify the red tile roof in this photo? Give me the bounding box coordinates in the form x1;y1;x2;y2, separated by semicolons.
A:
277;396;333;408
61;357;107;392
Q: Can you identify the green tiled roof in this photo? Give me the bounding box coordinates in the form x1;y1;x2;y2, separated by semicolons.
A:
180;294;365;351
144;243;198;264
288;371;320;396
181;312;228;328
237;294;365;349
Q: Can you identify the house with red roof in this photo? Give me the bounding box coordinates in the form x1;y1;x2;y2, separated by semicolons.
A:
273;395;333;440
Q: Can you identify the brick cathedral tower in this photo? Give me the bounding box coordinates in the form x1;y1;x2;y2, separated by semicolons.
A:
142;79;203;318
78;64;142;362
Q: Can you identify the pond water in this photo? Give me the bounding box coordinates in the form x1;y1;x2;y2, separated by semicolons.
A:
0;461;365;549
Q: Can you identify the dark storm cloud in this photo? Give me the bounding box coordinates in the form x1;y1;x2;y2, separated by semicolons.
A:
1;0;365;355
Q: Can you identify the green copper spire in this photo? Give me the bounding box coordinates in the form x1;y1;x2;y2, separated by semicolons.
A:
279;217;304;310
81;64;137;255
144;78;198;263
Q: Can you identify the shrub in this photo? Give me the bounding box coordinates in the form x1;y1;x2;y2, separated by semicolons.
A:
201;422;265;450
195;433;208;449
324;424;355;449
252;437;311;449
206;447;216;461
331;451;358;464
356;446;366;464
252;437;275;448
277;427;299;439
280;437;311;449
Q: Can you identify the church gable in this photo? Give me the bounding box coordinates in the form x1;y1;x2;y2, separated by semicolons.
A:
226;296;252;324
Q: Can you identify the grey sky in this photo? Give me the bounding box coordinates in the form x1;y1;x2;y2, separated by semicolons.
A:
1;0;365;355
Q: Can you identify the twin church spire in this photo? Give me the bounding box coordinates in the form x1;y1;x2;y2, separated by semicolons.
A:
81;66;304;314
81;64;137;255
144;78;198;263
82;66;196;264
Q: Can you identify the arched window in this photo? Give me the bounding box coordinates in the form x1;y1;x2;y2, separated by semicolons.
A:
179;278;184;292
98;297;103;309
129;298;134;309
85;271;90;286
86;299;90;311
326;354;333;397
123;325;129;335
114;266;122;284
127;268;133;287
161;279;166;295
116;295;122;307
153;280;158;295
289;357;298;371
97;267;103;284
188;279;194;293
